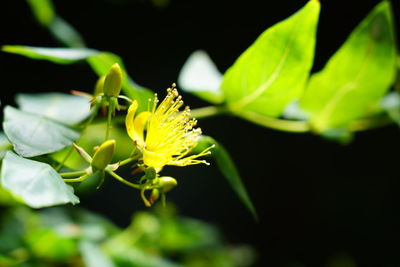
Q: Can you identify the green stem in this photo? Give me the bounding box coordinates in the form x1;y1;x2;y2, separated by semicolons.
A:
106;170;141;189
118;157;135;167
55;146;74;171
239;110;311;133
106;99;113;140
60;170;87;177
190;106;226;119
63;173;90;182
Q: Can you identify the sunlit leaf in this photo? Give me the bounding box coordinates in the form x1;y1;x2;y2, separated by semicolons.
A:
1;151;80;208
2;45;98;64
381;92;400;124
178;50;224;104
196;136;257;220
16;93;91;125
300;1;397;131
3;106;79;157
220;0;319;118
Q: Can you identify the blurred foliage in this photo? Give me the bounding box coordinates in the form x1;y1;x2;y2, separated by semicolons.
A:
0;203;255;267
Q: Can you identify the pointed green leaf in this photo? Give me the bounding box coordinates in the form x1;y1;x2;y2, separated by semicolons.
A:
197;136;257;220
300;1;397;131
1;151;80;208
178;50;224;104
16;93;91;125
2;45;98;64
220;0;319;118
3;106;79;157
48;16;86;48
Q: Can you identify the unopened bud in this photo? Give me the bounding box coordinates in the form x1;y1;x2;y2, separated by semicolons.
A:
158;177;178;192
103;63;122;97
94;76;105;96
145;167;156;180
149;189;160;205
91;139;116;171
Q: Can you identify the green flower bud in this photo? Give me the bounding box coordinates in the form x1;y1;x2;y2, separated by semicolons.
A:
158;177;178;193
91;139;116;171
94;75;105;96
145;167;157;180
103;63;122;97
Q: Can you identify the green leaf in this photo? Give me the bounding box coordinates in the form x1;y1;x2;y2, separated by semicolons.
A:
178;50;224;104
381;92;400;124
1;151;80;208
87;52;154;110
197;136;257;220
220;0;319;118
3;106;79;157
26;0;55;26
2;45;98;64
16;93;91;125
300;1;397;131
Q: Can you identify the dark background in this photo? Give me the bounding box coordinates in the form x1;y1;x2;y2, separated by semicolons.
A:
1;0;400;266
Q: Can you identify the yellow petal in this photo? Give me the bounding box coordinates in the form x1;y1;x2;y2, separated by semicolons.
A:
126;100;138;141
143;149;171;170
133;111;151;147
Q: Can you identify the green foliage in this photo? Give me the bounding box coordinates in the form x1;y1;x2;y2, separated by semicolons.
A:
220;0;319;118
1;152;79;208
3;106;79;157
0;206;255;266
300;1;397;132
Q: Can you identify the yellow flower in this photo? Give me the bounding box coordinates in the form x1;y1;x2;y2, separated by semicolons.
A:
125;86;214;171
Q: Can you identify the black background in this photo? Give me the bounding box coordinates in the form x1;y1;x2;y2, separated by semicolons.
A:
1;0;400;266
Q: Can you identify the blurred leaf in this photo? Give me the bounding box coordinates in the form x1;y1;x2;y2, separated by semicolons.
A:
25;228;77;260
196;136;257;220
51;122;134;170
49;16;86;48
26;0;55;26
3;106;79;157
178;50;224;104
220;0;319;118
1;151;80;208
26;0;85;47
16;93;91;125
87;52;154;110
2;45;98;64
0;132;12;160
79;241;115;267
300;1;397;131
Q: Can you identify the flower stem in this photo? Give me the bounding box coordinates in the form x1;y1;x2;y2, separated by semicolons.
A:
63;173;90;182
190;106;226;119
106;99;113;140
239;110;310;133
106;170;141;189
